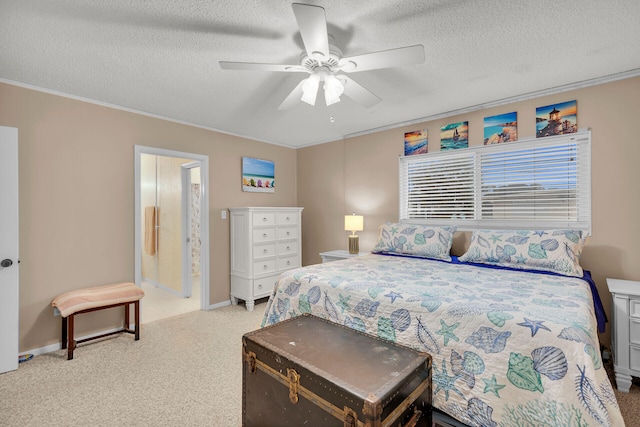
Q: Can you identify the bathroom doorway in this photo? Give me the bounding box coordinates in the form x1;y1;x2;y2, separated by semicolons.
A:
134;146;210;323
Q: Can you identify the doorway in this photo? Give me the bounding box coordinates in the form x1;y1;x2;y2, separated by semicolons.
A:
134;146;210;323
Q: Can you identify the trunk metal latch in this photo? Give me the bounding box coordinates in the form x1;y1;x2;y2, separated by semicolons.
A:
343;406;358;427
287;368;300;404
246;351;257;374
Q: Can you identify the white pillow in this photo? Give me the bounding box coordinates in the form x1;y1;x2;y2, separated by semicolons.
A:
459;229;586;277
372;223;456;261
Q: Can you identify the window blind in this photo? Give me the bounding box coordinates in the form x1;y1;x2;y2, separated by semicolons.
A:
399;131;591;233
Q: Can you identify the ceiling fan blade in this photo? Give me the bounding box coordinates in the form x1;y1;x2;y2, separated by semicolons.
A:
340;75;381;108
339;44;425;73
219;61;307;73
278;79;306;110
292;3;330;61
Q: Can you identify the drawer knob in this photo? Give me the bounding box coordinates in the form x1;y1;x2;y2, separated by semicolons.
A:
286;231;290;236
263;233;267;238
287;260;291;265
286;246;290;250
263;265;268;270
263;249;268;254
286;216;290;221
258;284;262;289
263;217;268;222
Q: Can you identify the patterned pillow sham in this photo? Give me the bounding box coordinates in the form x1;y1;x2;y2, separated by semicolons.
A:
372;222;456;261
458;229;586;277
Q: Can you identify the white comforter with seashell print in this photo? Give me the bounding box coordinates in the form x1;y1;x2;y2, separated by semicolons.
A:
262;253;624;427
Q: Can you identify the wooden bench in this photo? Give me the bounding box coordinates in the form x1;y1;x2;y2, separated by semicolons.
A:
51;282;145;360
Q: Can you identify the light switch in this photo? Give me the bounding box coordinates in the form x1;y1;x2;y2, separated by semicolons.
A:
221;210;227;220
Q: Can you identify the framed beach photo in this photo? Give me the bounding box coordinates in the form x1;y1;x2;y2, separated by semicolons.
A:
404;129;428;156
484;112;517;145
440;121;468;150
242;157;275;193
536;100;577;138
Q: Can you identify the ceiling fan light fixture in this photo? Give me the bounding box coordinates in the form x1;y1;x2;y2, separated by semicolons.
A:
301;75;320;105
324;74;344;106
220;4;424;110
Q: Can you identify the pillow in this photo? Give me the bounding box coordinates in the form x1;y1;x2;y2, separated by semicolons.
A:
372;222;456;261
458;229;586;277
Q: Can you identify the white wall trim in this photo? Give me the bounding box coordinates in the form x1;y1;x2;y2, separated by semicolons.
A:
20;326;134;358
5;68;640;150
341;68;640;141
208;299;232;310
0;78;292;148
24;300;233;358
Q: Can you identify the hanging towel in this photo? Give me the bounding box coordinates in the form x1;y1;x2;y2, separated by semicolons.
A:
144;206;157;255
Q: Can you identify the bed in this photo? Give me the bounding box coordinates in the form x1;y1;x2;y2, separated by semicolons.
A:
261;225;624;426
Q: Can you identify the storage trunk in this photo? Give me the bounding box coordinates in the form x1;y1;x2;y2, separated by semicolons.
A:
242;314;432;426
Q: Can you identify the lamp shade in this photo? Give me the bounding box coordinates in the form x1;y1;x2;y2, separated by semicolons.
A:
344;214;363;232
324;75;344;106
301;75;320;105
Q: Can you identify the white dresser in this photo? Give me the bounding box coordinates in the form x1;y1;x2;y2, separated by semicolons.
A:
606;278;640;392
229;207;303;311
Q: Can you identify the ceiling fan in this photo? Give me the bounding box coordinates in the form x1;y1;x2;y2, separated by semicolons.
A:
219;3;425;110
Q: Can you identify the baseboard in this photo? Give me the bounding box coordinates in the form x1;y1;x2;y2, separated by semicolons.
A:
142;278;183;297
21;325;136;358
23;300;234;358
208;299;232;310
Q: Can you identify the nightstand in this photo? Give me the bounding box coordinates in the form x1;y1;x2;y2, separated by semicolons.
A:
319;250;369;263
606;278;640;392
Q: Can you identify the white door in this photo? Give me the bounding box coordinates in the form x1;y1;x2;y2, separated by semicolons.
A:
0;126;19;374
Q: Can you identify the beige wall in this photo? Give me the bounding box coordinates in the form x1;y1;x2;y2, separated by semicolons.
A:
0;82;297;352
3;76;639;352
297;76;640;347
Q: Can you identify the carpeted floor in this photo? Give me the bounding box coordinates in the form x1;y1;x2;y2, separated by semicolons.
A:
605;357;640;425
1;303;638;426
0;302;265;426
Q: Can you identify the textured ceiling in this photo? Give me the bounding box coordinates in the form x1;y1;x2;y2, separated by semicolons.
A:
1;0;639;148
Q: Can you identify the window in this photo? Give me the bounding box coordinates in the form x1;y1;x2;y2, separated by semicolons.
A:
399;131;591;233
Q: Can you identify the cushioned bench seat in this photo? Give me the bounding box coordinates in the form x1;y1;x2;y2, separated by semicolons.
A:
51;282;144;360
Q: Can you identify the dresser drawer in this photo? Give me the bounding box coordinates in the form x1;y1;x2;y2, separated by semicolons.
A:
253;259;276;275
254;276;276;297
253;243;275;259
630;318;640;345
277;212;298;226
630;345;640;371
253;212;275;226
631;299;640;318
277;226;298;240
252;227;275;243
277;255;299;271
277;241;297;256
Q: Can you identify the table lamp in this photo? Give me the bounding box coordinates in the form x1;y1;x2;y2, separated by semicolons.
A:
344;214;364;254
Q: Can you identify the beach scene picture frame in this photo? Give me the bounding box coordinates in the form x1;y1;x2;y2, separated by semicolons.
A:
536;100;577;138
242;157;275;193
404;129;428;156
440;121;468;150
484;112;518;144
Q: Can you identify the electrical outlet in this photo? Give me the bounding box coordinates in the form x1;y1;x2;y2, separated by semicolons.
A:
221;210;227;220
